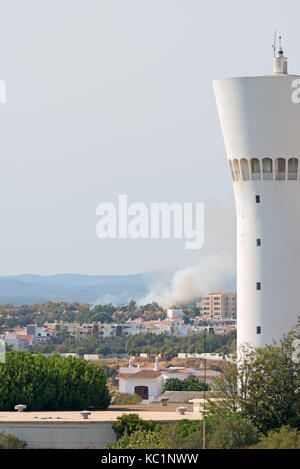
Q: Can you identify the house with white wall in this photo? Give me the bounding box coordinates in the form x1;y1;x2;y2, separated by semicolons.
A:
2;332;35;351
167;308;184;319
117;357;220;402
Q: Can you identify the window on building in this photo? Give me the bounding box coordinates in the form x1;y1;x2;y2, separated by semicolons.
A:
229;160;235;181
256;195;260;203
262;158;273;180
256;238;261;247
257;326;261;334
233;159;241;181
256;282;261;290
288;158;298;180
251;158;260;172
240;158;250;180
275;158;286;180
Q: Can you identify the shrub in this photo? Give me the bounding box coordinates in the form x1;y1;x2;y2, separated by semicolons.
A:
0;431;27;449
252;426;300;449
109;414;259;449
112;392;142;405
206;415;259;449
0;351;111;410
112;413;157;439
109;429;165;449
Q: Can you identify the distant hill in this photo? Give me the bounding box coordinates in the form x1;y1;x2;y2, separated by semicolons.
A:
0;272;168;306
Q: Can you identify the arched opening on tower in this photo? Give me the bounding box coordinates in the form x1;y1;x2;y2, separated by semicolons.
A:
228;159;235;181
288;158;298;180
262;158;273;180
275;158;286;180
233;159;241;181
250;158;261;180
240;158;250;180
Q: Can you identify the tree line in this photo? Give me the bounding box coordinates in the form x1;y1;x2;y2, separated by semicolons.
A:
0;300;167;331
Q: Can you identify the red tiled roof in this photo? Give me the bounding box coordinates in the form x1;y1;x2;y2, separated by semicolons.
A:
17;334;34;341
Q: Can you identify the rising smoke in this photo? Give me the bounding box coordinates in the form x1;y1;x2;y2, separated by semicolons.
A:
141;199;236;307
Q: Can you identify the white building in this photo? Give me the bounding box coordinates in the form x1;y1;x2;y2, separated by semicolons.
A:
100;322;148;337
213;38;300;348
26;325;58;343
2;332;35;351
152;318;194;337
117;357;220;401
167;308;184;319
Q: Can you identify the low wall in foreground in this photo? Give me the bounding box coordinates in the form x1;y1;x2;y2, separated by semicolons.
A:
0;421;116;449
0;409;202;448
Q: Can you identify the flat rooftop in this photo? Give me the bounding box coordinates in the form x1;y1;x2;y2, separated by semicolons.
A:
0;403;202;423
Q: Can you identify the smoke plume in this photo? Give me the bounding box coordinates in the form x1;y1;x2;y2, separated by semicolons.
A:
141;199;236;307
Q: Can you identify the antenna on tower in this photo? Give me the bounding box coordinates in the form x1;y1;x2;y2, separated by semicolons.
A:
272;32;288;74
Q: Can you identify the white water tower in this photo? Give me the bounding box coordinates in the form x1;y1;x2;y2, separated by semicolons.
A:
213;38;300;349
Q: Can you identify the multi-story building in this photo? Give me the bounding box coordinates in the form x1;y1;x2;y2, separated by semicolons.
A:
45;321;98;339
2;324;59;350
25;325;58;343
45;321;79;335
199;292;236;319
2;332;35;351
74;323;99;340
99;321;149;337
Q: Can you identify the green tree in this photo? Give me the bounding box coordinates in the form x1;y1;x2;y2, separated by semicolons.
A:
252;426;300;449
163;376;210;392
0;431;27;449
210;319;300;433
112;413;156;439
109;415;259;449
0;352;111;411
206;415;259;449
109;429;165;449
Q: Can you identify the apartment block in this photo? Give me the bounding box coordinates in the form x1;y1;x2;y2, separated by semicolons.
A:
199;292;236;319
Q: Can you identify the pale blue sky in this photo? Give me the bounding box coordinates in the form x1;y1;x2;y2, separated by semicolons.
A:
0;0;297;275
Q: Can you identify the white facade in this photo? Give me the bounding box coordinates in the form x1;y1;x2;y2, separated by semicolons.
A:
119;375;163;400
2;333;21;351
167;308;184;319
117;358;220;400
153;319;194;337
213;45;300;349
2;332;35;351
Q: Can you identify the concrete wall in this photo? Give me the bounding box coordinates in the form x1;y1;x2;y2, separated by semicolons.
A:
0;421;116;449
